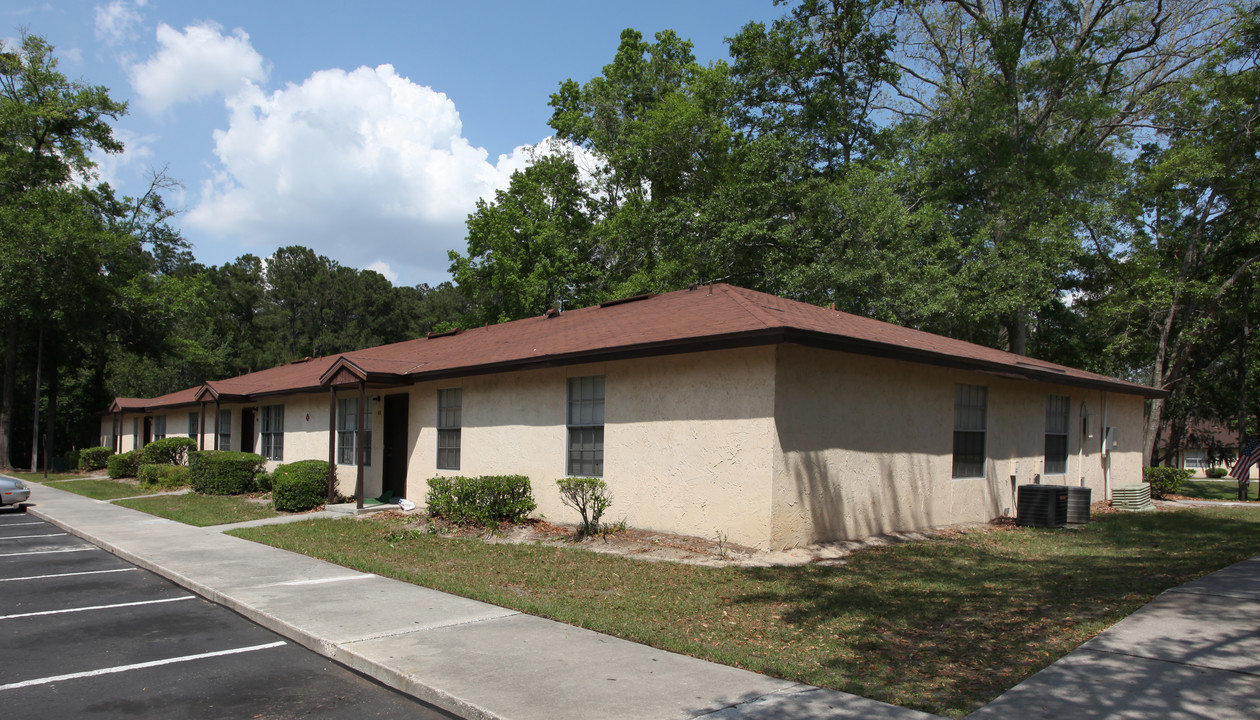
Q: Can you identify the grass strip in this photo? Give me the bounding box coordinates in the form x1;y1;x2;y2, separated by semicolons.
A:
117;493;278;527
232;507;1260;717
1176;480;1258;501
9;471;100;483
42;478;148;500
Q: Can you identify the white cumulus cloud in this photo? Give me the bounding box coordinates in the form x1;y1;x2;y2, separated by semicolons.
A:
95;0;143;46
186;63;536;286
128;21;268;114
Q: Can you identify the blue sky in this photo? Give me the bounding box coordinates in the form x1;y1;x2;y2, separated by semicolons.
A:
7;1;787;287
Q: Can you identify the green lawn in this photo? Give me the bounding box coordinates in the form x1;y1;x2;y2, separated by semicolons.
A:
1176;479;1258;501
8;471;104;483
231;507;1260;718
117;493;279;526
41;478;149;501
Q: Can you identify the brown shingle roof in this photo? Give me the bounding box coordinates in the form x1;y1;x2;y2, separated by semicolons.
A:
115;284;1163;411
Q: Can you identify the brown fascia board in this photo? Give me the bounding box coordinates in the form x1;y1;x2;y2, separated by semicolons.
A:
387;327;1164;399
783;329;1167;398
317;357;407;388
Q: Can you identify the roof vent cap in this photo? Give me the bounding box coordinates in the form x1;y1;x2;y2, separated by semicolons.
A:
545;308;560;318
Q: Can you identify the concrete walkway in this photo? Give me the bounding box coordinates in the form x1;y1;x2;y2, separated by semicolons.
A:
16;481;1260;719
16;482;934;720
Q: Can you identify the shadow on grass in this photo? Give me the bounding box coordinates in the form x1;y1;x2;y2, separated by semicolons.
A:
729;510;1260;716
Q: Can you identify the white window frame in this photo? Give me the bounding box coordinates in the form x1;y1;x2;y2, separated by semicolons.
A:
337;397;373;466
1044;395;1070;476
952;384;987;479
218;409;231;451
153;415;167;441
436;388;461;470
260;404;284;461
566;376;605;477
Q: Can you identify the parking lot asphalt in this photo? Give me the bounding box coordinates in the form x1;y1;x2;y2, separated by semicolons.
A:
0;508;456;720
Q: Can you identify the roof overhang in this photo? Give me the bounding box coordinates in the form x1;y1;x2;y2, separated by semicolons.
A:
343;327;1164;399
318;357;408;388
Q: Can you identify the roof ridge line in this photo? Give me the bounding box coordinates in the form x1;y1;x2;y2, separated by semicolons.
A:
717;285;786;330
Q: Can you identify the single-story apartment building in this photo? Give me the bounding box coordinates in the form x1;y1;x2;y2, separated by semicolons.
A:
102;284;1163;550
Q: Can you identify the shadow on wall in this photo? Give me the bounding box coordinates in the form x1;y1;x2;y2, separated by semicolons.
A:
780;448;941;545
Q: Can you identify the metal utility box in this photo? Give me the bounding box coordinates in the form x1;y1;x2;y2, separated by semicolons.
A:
1065;486;1092;524
1017;484;1069;528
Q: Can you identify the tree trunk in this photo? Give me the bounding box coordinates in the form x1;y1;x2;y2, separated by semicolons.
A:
0;325;16;470
1239;287;1250;499
44;333;58;477
29;326;42;472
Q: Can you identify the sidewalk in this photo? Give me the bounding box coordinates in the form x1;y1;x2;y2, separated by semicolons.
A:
19;482;1260;720
19;482;935;720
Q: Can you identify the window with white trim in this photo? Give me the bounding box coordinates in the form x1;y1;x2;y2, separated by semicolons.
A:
218;410;231;451
952;384;987;478
567;376;604;477
337;397;373;466
436;388;461;470
153;415;166;441
261;404;284;461
187;412;199;437
1045;395;1070;475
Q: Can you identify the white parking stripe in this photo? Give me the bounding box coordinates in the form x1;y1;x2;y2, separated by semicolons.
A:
0;641;288;691
0;595;194;620
0;521;44;526
0;568;138;583
0;533;66;540
0;546;94;558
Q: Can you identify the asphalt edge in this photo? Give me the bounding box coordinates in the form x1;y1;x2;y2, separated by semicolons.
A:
26;503;503;720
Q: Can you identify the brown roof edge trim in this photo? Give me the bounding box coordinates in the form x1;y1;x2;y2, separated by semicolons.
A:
317;356;408;388
385;327;1163;399
396;329;789;384
785;329;1167;398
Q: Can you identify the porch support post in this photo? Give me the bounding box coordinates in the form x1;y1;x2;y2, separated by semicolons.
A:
327;385;337;504
214;399;221;450
198;401;206;451
112;412;120;453
355;379;365;509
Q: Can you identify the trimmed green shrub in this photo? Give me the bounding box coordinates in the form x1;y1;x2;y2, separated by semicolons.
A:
137;463;191;491
189;450;265;495
63;449;80;472
1206;467;1229;479
141;437;198;466
556;477;613;537
79;446;114;471
272;460;330;512
107;450;142;479
254;471;274;493
425;475;536;525
1144;466;1193;499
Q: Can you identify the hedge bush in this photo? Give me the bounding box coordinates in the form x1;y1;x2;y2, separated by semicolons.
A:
189;450;265;495
556;477;613;536
79;446;113;471
1144;466;1193;499
137;463;191;491
425;475;536;525
272;460;329;512
107;450;142;479
254;471;274;493
141;437;198;466
63;449;80;472
1206;467;1229;479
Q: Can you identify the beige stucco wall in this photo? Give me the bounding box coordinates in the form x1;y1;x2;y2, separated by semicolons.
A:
405;347;779;548
255;391;383;497
770;345;1148;549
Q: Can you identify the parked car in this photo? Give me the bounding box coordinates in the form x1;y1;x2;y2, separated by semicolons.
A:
1;477;30;507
